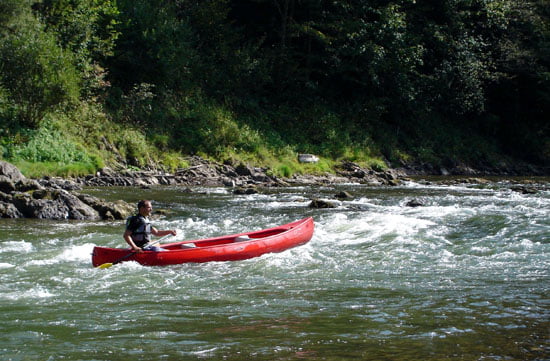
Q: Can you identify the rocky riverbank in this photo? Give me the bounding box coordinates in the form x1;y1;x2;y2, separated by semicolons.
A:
73;155;548;189
74;156;406;188
0;156;547;219
0;157;407;219
0;161;133;220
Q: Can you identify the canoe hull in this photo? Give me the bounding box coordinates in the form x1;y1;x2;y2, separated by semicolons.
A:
92;217;314;267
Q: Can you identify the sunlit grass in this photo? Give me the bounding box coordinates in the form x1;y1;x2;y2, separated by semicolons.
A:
14;160;100;178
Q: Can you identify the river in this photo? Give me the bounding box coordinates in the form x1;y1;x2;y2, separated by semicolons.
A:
0;178;548;360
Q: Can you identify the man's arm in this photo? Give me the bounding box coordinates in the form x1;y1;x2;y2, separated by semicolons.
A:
151;227;177;237
123;229;143;252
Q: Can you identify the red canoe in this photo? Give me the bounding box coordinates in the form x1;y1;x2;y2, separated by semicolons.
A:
92;217;314;267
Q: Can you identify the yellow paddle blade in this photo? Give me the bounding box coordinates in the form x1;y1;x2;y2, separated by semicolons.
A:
97;263;114;269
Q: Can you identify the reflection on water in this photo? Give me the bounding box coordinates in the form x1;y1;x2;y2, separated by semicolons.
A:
0;178;548;360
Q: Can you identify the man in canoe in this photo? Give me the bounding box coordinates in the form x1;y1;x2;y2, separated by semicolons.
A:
123;200;177;252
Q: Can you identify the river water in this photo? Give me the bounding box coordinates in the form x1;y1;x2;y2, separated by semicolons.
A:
0;178;548;360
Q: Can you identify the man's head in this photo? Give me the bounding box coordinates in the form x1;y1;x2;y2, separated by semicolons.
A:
137;200;152;217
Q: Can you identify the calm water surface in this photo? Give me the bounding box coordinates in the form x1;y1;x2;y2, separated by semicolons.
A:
0;178;548;360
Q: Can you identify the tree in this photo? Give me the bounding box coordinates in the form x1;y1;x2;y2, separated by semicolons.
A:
0;0;79;131
483;0;550;162
32;0;120;98
106;0;196;94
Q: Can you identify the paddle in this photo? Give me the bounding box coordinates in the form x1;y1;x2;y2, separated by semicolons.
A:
96;234;173;269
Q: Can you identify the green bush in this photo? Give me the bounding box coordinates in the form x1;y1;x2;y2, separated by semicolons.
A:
366;158;387;172
276;164;294;178
3;122;103;177
0;3;80;129
160;152;188;172
9;128;89;164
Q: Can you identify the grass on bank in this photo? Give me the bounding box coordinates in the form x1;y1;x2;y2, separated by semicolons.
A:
0;96;506;179
1;105;187;178
0;111;388;179
1;114;103;177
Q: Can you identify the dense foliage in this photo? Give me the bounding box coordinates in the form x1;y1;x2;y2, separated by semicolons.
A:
0;0;548;176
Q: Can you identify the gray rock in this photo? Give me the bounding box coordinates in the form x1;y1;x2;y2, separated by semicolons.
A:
233;186;259;195
335;191;353;200
57;190;101;220
405;199;424;207
15;179;42;192
0;191;13;202
12;193;70;219
32;189;50;199
0;201;23;218
0;176;16;193
309;198;337;208
0;161;134;220
0;161;26;182
109;200;135;219
98;167;115;177
235;163;254;176
76;193;134;220
38;177;81;191
511;186;537;194
298;154;319;163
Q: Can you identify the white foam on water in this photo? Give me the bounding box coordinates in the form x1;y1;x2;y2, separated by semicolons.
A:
0;240;34;253
25;243;96;266
435;249;458;266
26;258;57;266
1;286;55;301
114;259;148;271
58;243;96;262
190;347;218;356
440;327;474;335
317;212;436;247
44;237;61;246
0;262;14;269
230;193;274;202
256;242;316;270
184;217;196;226
262;199;313;209
177;217;224;238
519;239;536;248
234;192;311;210
191;186;228;194
414;204;467;220
402;180;483;193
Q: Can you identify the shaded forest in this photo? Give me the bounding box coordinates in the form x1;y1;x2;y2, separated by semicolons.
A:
0;0;548;176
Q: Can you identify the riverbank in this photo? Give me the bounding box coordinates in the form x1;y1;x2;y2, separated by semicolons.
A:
68;155;550;188
0;157;548;220
0;161;134;220
74;156;406;189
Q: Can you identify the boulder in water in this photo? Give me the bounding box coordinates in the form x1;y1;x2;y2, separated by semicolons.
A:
309;198;337;208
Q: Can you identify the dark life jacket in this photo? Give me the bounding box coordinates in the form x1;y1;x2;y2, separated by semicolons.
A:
126;215;152;247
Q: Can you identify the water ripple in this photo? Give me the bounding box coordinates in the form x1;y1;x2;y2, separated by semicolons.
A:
0;179;548;360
